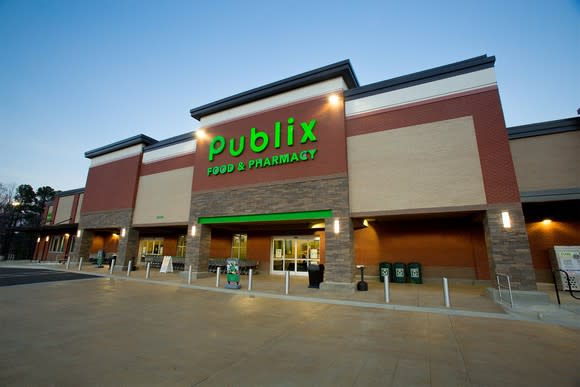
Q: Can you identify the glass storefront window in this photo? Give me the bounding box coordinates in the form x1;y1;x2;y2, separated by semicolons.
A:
176;235;186;258
141;239;164;256
231;234;247;259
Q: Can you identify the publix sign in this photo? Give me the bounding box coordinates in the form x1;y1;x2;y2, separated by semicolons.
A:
207;117;318;176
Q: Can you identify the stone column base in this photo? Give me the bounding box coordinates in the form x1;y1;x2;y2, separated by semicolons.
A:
320;281;356;293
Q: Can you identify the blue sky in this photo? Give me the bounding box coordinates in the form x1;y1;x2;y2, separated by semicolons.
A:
1;0;578;191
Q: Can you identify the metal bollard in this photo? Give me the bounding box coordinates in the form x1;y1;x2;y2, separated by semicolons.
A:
443;277;450;308
216;267;221;287
248;269;253;291
126;260;132;277
188;265;192;285
65;257;71;270
285;270;290;295
109;259;115;275
384;274;390;303
78;257;83;271
146;262;151;279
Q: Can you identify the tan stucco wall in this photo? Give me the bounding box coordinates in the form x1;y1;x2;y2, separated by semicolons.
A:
510;131;580;192
54;195;74;225
348;116;486;213
132;167;193;225
74;194;84;223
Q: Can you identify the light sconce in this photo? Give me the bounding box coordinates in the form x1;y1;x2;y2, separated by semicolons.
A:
333;218;340;234
542;219;552;225
45;236;49;242
36;237;40;243
501;211;511;229
121;228;126;238
191;224;197;237
328;93;340;105
76;229;82;238
363;219;369;227
196;129;206;140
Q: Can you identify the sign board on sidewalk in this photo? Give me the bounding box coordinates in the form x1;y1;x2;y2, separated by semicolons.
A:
160;256;173;273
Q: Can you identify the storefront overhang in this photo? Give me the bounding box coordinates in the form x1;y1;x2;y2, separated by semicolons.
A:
198;210;333;225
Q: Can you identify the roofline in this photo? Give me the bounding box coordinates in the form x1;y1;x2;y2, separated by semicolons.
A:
85;134;158;159
344;55;496;100
508;116;579;139
144;131;195;152
190;60;359;120
55;188;85;197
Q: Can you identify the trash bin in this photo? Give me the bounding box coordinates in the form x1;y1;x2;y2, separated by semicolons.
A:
308;264;325;288
379;262;392;283
393;262;407;283
408;262;422;284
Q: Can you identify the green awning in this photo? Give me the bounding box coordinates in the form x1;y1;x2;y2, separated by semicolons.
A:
198;210;333;225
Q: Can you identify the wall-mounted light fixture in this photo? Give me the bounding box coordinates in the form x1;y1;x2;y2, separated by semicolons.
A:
45;236;49;242
333;218;340;234
76;229;82;238
196;129;206;140
542;219;552;225
121;228;126;238
328;93;340;106
36;237;40;243
191;224;197;237
363;219;369;227
501;211;511;229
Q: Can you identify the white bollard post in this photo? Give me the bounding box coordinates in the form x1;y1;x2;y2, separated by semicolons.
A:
146;262;151;279
65;257;71;270
126;260;132;277
216;267;221;288
248;269;253;291
443;277;450;308
285;270;290;295
78;257;83;271
384;275;390;303
188;265;192;285
109;259;115;275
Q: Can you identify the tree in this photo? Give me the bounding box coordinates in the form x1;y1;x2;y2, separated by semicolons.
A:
0;183;56;259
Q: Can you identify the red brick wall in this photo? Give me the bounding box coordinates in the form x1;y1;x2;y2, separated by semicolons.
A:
346;88;520;204
193;94;347;192
140;153;195;176
82;155;142;213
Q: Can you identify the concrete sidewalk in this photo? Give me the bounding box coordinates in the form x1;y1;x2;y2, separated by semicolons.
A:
4;260;580;328
0;272;578;386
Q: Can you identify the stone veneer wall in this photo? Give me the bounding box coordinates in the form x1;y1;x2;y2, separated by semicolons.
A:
484;204;537;290
186;176;355;283
73;209;136;268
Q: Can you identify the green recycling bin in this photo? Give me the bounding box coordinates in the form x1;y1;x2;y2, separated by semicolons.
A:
393;262;407;283
379;262;392;283
408;262;422;284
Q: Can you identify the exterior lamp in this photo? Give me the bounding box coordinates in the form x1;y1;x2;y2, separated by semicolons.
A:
45;236;49;242
76;229;82;238
542;219;552;225
121;228;126;237
328;94;340;105
196;129;206;140
36;237;40;243
333;219;340;234
501;211;511;229
191;224;197;237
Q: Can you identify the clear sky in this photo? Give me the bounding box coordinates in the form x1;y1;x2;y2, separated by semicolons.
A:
1;0;578;192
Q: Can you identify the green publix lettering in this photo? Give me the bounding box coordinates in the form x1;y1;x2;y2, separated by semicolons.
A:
209;118;317;161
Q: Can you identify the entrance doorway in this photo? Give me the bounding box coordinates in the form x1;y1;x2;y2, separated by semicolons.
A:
271;236;320;275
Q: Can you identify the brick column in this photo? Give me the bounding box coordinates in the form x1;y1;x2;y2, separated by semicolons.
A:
320;214;355;291
483;204;537;290
73;229;94;262
117;228;139;269
185;224;211;279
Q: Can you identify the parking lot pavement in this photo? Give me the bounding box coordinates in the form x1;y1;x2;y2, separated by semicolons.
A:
0;267;97;287
1;277;579;386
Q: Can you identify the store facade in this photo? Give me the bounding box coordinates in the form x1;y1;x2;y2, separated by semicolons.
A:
34;54;577;292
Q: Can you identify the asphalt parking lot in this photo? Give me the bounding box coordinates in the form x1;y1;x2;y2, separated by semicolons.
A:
0;267;97;287
0;269;579;386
